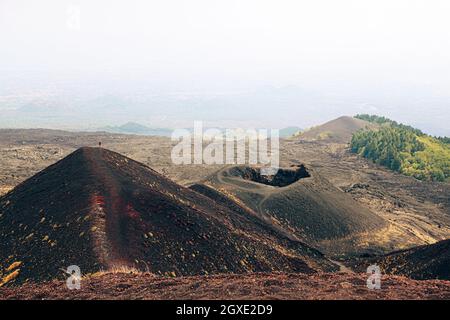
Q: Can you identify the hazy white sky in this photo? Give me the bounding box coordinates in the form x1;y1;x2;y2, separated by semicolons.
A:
0;0;449;133
1;0;450;89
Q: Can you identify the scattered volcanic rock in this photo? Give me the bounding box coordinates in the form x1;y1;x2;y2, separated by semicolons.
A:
0;147;337;285
298;116;378;143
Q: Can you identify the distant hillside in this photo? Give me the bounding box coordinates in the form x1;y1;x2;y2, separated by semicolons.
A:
351;115;450;182
279;126;302;138
354;114;424;135
99;122;172;137
299;116;378;143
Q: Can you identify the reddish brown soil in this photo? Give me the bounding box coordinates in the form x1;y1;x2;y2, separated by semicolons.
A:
1;272;449;300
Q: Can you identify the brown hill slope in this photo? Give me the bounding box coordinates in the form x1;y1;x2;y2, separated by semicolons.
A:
192;164;387;255
299;116;378;143
0;147;337;285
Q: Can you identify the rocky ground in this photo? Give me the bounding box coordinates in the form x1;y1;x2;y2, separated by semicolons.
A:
1;129;449;256
1;128;449;299
282;138;450;255
1;272;449;300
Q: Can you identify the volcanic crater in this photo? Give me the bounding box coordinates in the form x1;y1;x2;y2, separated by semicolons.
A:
229;165;311;187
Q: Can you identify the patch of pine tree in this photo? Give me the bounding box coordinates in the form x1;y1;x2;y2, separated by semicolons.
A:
351;115;450;182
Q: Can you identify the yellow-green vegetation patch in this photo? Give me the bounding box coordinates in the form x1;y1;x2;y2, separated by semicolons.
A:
0;262;22;287
6;261;22;272
0;269;20;287
352;115;450;182
317;131;333;140
402;136;450;182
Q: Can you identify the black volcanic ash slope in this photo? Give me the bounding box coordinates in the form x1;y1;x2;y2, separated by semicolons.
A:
193;165;387;249
0;147;337;285
373;239;450;280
